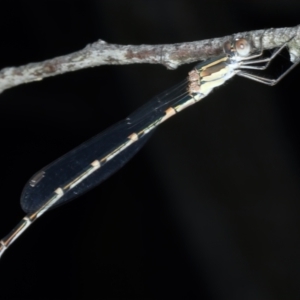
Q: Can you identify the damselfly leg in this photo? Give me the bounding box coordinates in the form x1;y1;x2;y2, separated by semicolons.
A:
236;35;300;85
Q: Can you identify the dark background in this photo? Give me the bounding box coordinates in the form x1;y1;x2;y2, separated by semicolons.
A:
0;1;300;299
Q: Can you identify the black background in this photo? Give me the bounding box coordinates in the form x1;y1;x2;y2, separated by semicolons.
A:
0;1;300;299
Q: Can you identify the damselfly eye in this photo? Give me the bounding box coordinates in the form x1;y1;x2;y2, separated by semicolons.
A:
235;38;251;57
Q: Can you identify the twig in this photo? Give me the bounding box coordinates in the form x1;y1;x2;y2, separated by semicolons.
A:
0;25;299;94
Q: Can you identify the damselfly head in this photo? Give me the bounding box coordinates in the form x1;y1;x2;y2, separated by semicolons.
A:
234;38;252;57
223;37;253;58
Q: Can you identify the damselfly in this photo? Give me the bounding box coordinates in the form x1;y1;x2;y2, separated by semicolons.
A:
0;34;299;257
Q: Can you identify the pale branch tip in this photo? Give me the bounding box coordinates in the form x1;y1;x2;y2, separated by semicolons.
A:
0;25;299;94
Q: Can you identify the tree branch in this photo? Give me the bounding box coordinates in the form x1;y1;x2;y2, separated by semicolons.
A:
0;25;299;94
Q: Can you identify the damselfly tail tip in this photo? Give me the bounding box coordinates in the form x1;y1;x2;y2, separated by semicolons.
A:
0;242;6;259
